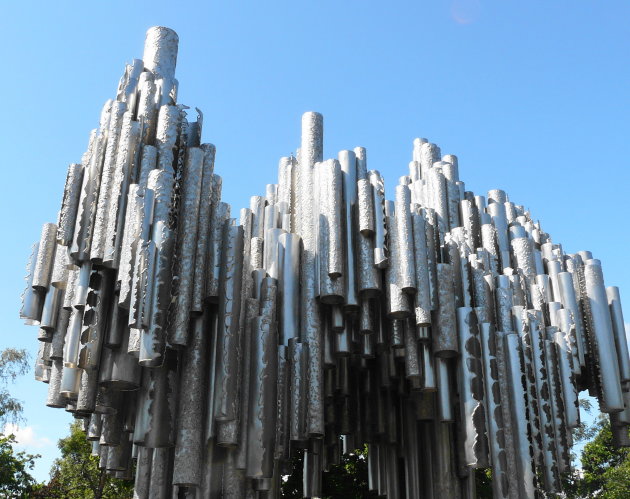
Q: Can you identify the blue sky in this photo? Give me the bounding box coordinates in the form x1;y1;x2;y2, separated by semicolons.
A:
1;1;629;482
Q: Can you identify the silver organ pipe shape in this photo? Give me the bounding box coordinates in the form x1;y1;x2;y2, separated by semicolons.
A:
21;26;630;498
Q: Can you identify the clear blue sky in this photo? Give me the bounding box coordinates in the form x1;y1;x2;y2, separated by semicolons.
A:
1;1;628;481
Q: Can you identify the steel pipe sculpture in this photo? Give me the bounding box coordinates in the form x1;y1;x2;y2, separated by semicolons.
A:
21;27;630;498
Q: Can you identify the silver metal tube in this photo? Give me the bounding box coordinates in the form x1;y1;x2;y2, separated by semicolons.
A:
385;201;411;318
394;184;416;293
607;286;630;383
57;163;84;246
583;260;624;411
426;168;448;246
33;223;58;290
263;227;285;280
369;170;388;268
487;202;510;271
557;271;586;369
168;147;204;347
340;150;359;309
317;160;344;304
191;144;216;312
528;312;560;491
91;101;127;263
71;103;111;262
118;184;144;309
433;263;458;357
138;172;174;367
213;225;245;422
278;233;301;345
503;332;536;497
479;322;509;498
103;112;141;268
297;113;324;438
21;242;44;324
25;33;630;497
357;178;374;236
143;27;178;81
246;307;278;479
545;334;570;474
288;338;308;442
173;313;208;487
207;201;230;301
456;307;487;467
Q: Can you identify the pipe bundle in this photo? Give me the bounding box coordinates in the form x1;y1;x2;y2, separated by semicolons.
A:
20;26;630;498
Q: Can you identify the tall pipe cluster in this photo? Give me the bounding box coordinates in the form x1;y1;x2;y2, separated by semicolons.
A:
20;26;630;498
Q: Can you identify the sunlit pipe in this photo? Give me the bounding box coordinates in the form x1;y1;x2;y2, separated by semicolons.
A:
339;150;359;309
456;307;487;467
433;263;458;357
118;185;144;309
277;232;301;346
138;169;176;367
207;201;230;302
22;29;630;496
139;349;178;448
426;167;448;247
394;184;416;294
527;311;561;492
317;160;344;303
583;260;624;412
91;101;127;263
71;103;111;263
168;146;205;345
246;281;279;482
503;332;537;497
487;201;510;272
57;163;84;246
544;333;571;474
553;310;580;428
607;286;630;383
191;145;217;313
479;322;509;499
369;170;388;268
103;112;142;268
172;313;208;487
213;224;245;422
235;297;260;469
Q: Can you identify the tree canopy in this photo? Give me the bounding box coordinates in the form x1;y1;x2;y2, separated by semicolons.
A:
0;347;38;497
0;348;29;427
35;421;133;499
0;434;39;498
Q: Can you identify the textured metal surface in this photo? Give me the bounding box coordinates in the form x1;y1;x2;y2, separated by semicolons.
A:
22;26;630;499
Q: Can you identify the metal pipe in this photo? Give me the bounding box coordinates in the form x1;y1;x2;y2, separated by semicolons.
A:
22;30;630;498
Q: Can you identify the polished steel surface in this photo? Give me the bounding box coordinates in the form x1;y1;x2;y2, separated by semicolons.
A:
21;26;630;498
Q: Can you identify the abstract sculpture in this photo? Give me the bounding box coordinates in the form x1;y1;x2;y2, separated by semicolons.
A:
21;26;630;498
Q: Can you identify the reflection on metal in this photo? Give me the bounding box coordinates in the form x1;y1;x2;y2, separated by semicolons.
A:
22;26;630;498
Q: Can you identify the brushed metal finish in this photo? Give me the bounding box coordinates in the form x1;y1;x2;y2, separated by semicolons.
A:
23;28;630;497
168;147;204;347
583;260;624;411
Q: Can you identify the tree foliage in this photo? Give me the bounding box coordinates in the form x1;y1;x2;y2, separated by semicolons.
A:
573;420;630;498
559;399;630;499
0;348;29;427
0;433;39;498
35;421;133;499
0;347;39;497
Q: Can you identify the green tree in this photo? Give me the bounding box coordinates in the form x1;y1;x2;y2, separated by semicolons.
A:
0;347;39;497
36;421;133;499
0;348;29;426
578;421;630;498
0;433;39;497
